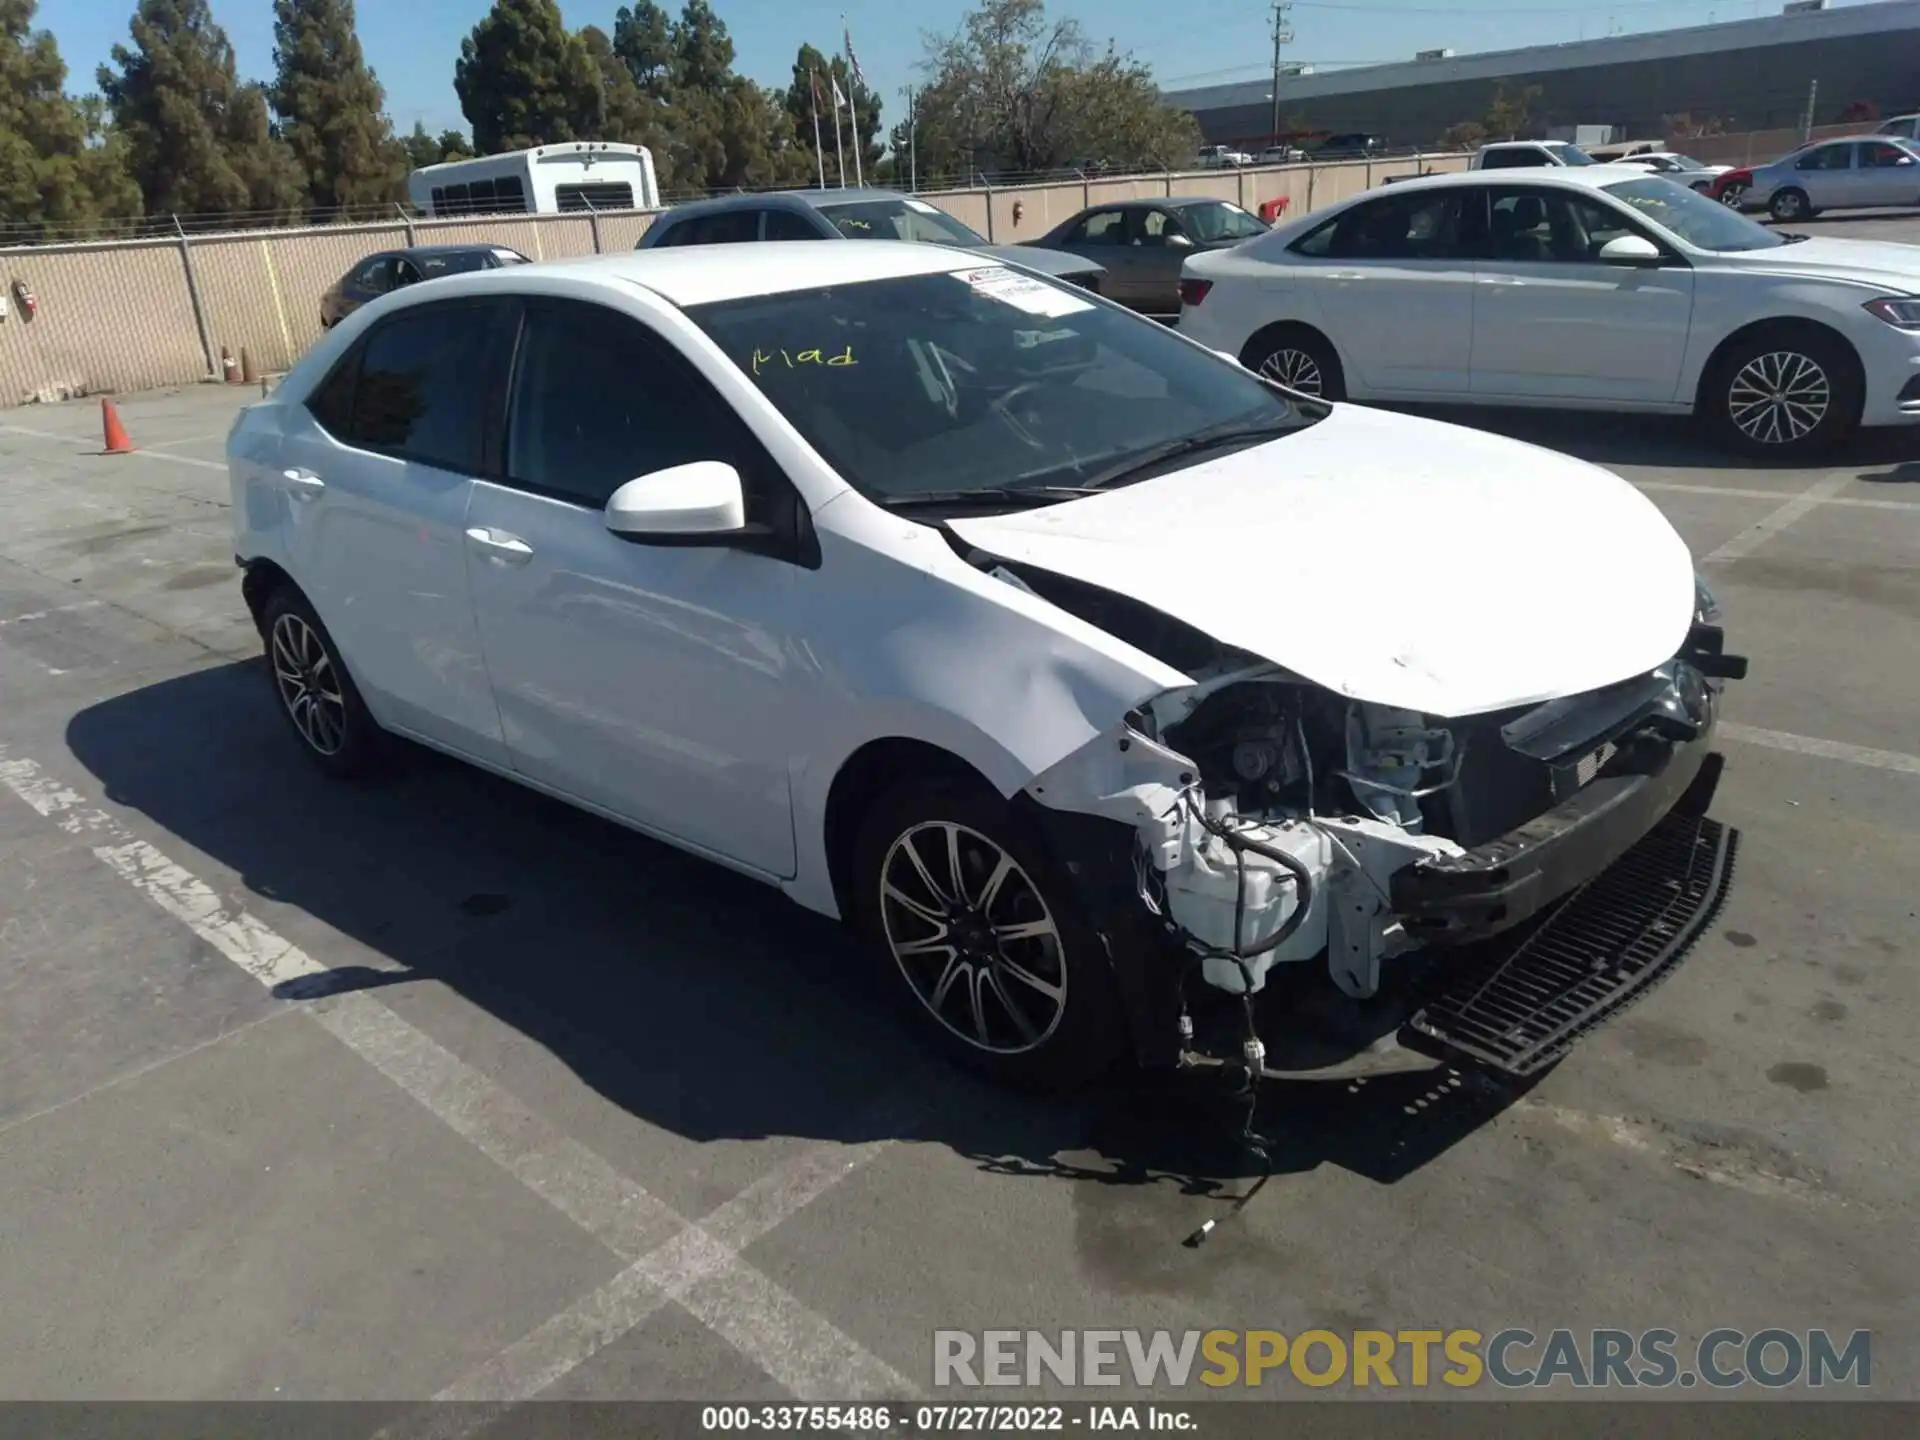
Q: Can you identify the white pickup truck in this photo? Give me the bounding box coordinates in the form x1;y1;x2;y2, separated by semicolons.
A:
1469;140;1598;169
1197;144;1254;169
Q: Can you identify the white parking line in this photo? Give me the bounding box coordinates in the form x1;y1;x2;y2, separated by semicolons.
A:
0;422;228;471
1703;472;1854;563
1634;480;1920;512
0;744;916;1404
1720;722;1920;777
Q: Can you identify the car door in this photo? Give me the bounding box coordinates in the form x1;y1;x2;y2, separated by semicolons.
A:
1289;188;1476;395
1129;207;1197;311
462;297;805;877
279;296;515;763
1790;142;1855;208
1853;139;1920;205
1469;185;1694;404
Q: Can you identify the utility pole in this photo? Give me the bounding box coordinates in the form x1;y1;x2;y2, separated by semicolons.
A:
1800;77;1818;142
1269;2;1294;149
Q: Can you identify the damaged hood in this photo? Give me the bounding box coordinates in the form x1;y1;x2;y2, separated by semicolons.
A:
948;404;1696;717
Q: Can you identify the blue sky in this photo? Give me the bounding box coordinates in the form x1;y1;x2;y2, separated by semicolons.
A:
38;0;1864;140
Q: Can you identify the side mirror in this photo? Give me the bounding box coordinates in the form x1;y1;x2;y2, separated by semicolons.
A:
1598;234;1665;268
1165;232;1195;249
605;461;747;542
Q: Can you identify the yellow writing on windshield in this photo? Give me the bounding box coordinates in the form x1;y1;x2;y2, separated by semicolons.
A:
751;345;857;374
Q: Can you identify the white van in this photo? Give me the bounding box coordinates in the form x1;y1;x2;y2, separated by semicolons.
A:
406;142;662;217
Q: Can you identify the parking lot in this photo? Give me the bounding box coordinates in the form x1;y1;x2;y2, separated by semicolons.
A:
1;226;1917;1415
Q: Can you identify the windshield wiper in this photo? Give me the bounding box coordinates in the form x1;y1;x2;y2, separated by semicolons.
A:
1074;421;1297;492
881;485;1106;511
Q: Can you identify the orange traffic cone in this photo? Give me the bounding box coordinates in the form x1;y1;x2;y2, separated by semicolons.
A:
102;398;136;455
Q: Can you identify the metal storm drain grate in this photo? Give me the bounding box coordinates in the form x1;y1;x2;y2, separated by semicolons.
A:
1405;813;1738;1077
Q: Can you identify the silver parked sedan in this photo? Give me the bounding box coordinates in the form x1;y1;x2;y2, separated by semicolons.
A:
1739;135;1920;222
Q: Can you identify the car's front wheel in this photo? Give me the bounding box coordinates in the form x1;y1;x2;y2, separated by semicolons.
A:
850;778;1125;1091
1702;327;1862;458
259;586;386;778
1718;182;1749;209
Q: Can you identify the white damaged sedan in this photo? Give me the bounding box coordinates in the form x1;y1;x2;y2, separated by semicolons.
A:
228;241;1746;1090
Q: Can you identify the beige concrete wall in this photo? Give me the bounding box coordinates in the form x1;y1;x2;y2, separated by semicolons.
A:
0;138;1693;407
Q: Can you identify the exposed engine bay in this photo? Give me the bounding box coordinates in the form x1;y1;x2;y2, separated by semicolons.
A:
984;548;1746;1025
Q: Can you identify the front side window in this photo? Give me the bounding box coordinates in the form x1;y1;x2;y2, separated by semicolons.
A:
815;198;986;246
352;258;393;291
505;300;751;510
1601;176;1783;252
1292;191;1465;260
1176;201;1267;242
684;266;1321;509
333;301;505;471
1487;188;1641;263
764;208;827;240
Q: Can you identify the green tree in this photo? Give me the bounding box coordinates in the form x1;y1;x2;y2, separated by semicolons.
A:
454;0;602;154
610;1;673;98
269;0;405;214
436;127;473;160
99;0;305;220
910;0;1195;180
0;0;142;237
401;120;440;169
1441;119;1487;150
1482;82;1542;141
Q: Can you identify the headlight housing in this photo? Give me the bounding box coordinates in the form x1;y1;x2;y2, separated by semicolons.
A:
1694;572;1722;625
1862;297;1920;330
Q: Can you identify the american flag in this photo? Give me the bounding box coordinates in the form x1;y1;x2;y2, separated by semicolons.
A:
843;23;866;89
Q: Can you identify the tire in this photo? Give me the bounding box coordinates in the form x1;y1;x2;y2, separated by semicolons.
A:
1769;187;1810;222
1239;324;1346;401
1718;184;1748;209
849;777;1126;1092
259;585;387;778
1701;327;1862;459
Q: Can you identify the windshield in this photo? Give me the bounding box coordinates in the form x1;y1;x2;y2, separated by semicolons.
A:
1663;154;1708;170
816;198;986;246
1546;143;1597;165
1601;176;1785;252
1179;201;1269;242
685;268;1321;508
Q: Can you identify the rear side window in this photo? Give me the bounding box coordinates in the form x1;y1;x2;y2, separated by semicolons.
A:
1292;192;1467;260
309;300;507;472
1480;147;1543;170
505;300;753;508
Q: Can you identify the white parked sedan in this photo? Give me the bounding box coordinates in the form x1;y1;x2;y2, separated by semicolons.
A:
1176;166;1920;455
229;242;1743;1091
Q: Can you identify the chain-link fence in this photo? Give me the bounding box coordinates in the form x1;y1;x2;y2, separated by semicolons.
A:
0;145;1549;406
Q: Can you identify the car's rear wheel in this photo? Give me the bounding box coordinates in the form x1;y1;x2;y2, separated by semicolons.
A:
1703;327;1862;458
1240;324;1346;401
1718;182;1748;208
1769;187;1811;222
260;586;386;778
850;778;1125;1091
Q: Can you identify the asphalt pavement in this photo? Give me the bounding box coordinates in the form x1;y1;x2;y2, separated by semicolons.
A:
1;225;1917;1418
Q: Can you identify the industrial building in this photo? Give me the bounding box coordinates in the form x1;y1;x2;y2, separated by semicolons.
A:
1167;0;1920;150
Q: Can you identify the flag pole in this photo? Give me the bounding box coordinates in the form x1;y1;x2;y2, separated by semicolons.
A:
907;86;917;193
843;15;865;187
809;69;827;190
832;78;847;188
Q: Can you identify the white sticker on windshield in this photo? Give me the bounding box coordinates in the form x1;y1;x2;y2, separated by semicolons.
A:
904;198;942;214
952;266;1095;318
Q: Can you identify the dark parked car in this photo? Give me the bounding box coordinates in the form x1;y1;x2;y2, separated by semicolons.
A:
319;243;530;328
635;188;1107;293
1311;133;1391;160
1027;196;1270;313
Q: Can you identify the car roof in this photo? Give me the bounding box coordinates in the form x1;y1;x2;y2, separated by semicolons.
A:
401;243;522;257
441;240;987;309
1086;196;1232;211
656;187;917;220
1369;164;1660;195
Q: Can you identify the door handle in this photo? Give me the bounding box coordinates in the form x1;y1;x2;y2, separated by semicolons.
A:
281;468;325;500
464;527;534;566
1326;270;1366;281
